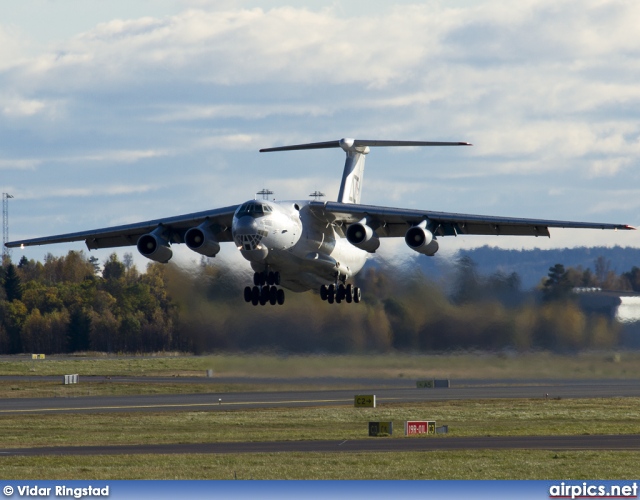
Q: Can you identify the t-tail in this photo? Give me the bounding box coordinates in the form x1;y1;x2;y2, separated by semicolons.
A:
260;138;471;204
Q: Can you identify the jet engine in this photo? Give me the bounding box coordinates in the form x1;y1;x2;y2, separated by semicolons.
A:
185;222;221;257
136;228;173;263
405;221;439;256
346;219;380;253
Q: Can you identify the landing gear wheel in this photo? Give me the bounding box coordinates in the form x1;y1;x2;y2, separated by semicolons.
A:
244;286;252;303
274;272;281;286
320;285;328;301
267;272;275;286
269;286;278;305
277;288;285;305
251;286;260;306
260;285;269;305
337;284;346;302
328;284;336;304
353;286;362;303
345;284;353;303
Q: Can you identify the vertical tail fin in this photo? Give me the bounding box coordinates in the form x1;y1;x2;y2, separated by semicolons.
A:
259;138;471;205
337;138;368;204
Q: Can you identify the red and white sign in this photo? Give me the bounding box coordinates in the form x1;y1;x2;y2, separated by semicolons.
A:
404;420;436;436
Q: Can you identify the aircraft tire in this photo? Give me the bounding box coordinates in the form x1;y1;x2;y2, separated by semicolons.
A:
251;286;260;306
269;286;278;305
277;288;285;305
345;284;353;303
353;287;362;303
267;272;275;286
244;286;252;303
320;285;328;301
260;285;269;305
337;284;346;301
275;272;281;286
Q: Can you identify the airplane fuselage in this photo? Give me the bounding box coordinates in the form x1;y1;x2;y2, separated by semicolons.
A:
232;199;367;292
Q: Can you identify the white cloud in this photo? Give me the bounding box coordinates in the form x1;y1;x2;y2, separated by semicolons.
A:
2;0;640;264
0;158;41;170
2;98;45;117
67;149;171;164
14;184;157;201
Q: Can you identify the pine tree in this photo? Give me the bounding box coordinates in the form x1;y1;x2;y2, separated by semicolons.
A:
3;263;22;302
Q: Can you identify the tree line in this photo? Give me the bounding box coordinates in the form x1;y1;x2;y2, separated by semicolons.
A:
0;251;637;355
0;252;185;354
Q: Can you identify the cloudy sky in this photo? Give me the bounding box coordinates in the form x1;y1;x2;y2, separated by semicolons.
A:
1;0;639;269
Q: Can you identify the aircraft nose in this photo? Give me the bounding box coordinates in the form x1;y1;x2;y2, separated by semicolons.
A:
232;215;269;257
233;216;258;235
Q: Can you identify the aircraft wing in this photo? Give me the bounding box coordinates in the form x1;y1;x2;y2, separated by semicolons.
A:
309;201;635;238
5;205;239;250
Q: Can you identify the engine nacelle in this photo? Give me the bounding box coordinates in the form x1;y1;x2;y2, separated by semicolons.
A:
137;231;173;263
185;223;221;257
346;220;380;253
405;223;439;256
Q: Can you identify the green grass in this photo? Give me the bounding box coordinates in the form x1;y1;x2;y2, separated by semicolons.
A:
3;351;640;379
2;398;639;449
0;380;306;399
1;450;639;480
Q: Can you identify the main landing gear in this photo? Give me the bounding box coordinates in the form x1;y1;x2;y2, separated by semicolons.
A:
319;283;361;305
244;271;285;306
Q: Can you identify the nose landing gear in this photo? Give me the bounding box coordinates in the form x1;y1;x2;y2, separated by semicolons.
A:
244;271;285;306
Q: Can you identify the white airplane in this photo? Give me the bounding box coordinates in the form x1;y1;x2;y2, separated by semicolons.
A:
6;138;635;306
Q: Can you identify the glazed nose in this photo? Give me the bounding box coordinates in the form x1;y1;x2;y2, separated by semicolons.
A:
233;216;258;235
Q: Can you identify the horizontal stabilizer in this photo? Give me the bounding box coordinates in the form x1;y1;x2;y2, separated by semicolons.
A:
260;139;471;153
260;138;472;205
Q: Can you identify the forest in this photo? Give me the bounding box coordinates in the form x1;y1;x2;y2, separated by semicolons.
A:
1;250;639;355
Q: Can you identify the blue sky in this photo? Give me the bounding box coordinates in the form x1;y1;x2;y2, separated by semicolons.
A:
1;0;639;268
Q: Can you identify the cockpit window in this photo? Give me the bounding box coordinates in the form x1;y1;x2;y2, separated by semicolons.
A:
236;202;271;218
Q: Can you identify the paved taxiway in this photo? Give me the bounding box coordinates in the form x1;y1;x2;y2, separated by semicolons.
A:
3;434;640;457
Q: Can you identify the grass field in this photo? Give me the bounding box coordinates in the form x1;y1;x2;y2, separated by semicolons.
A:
2;351;639;379
2;398;640;448
1;352;639;479
1;398;640;479
2;450;639;480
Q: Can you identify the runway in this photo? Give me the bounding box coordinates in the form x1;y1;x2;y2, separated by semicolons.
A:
1;377;639;456
1;377;640;415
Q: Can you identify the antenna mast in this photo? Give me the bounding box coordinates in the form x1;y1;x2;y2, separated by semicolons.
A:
256;188;274;200
2;193;13;263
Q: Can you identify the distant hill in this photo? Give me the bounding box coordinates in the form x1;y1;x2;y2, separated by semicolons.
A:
406;246;640;290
